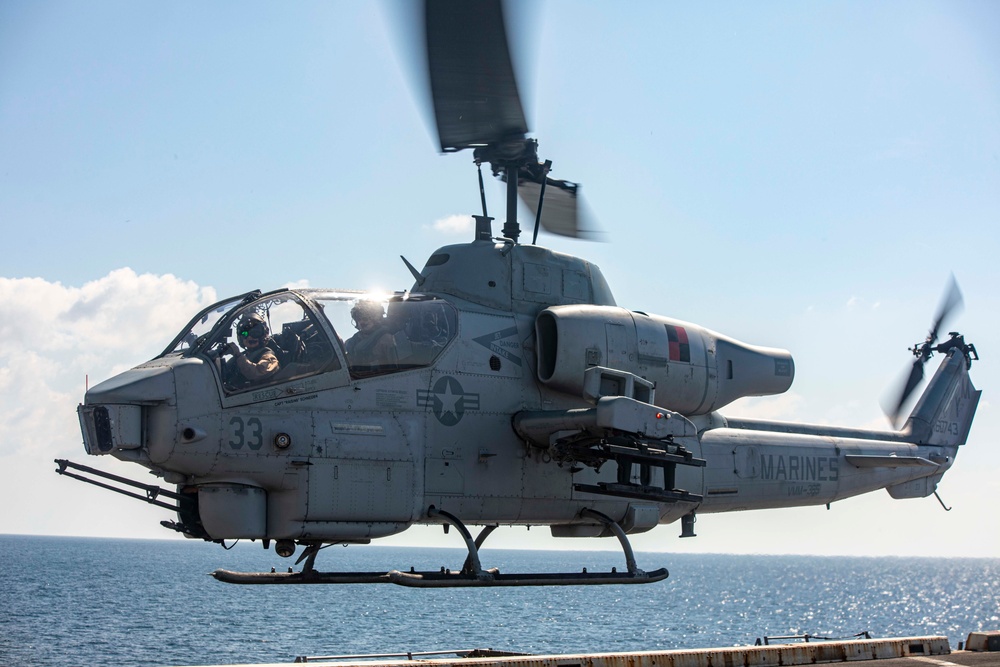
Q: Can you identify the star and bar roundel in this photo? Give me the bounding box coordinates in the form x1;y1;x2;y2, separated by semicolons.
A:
417;376;481;426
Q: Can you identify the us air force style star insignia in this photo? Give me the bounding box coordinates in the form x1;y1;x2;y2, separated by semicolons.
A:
417;376;480;426
472;326;522;366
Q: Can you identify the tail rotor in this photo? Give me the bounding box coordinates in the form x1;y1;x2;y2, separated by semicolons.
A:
882;275;972;427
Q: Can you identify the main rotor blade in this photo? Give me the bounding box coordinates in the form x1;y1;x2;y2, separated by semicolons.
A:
517;177;603;240
424;0;529;151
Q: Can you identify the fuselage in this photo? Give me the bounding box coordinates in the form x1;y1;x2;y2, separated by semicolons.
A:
78;241;973;545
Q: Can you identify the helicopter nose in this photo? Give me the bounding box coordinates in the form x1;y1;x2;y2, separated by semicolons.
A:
78;365;175;455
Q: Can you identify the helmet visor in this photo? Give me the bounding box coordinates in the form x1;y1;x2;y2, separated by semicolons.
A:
238;322;267;340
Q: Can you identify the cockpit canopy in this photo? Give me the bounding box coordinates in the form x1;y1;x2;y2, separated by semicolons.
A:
162;289;458;395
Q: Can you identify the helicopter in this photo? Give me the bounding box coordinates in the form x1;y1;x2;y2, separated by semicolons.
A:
56;0;981;587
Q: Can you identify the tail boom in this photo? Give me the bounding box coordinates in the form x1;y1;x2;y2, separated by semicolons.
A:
694;348;979;513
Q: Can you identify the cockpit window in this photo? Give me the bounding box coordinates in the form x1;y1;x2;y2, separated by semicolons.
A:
312;292;457;378
162;292;259;356
204;293;339;395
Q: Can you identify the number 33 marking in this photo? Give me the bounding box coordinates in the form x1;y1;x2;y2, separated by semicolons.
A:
229;417;263;450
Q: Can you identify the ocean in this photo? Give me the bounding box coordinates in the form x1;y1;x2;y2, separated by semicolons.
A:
1;535;998;667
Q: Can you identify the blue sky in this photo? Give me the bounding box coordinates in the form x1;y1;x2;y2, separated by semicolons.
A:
1;1;998;557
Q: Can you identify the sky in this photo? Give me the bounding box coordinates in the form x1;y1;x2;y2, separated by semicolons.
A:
1;1;998;560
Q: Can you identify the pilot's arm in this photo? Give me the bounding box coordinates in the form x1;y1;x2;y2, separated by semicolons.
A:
236;349;280;381
372;332;399;366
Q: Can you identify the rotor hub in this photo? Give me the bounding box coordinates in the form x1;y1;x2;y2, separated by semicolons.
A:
474;137;538;173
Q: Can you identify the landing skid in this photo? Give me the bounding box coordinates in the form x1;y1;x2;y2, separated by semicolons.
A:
211;507;669;587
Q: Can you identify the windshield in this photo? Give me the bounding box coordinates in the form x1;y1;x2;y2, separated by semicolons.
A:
160;291;260;356
162;288;457;383
205;292;340;395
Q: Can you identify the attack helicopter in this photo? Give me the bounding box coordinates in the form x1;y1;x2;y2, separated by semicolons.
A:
57;0;981;587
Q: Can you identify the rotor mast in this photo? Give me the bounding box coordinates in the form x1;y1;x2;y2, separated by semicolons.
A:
422;0;587;245
473;138;539;244
505;165;519;242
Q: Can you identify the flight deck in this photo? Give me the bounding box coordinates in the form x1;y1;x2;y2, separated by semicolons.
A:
186;634;1000;667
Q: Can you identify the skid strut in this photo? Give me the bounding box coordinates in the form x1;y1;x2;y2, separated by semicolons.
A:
426;507;490;579
212;507;668;587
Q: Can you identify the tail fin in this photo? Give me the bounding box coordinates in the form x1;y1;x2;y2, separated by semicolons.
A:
903;348;981;446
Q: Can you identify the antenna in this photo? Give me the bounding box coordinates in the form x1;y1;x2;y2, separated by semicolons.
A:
400;256;426;286
473;215;494;241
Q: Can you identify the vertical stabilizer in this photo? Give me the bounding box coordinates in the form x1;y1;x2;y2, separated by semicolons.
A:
903;349;981;446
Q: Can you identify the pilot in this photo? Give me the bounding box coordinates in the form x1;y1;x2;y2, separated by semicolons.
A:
345;301;397;369
227;312;280;386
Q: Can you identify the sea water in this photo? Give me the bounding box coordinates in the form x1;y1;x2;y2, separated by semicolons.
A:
1;535;998;667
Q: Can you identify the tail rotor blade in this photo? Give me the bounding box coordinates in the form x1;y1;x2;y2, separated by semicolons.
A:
883;359;925;428
881;275;965;428
928;274;963;344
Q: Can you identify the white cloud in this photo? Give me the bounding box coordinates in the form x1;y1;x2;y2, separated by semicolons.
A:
844;296;881;312
0;267;216;401
0;269;215;356
0;270;218;536
724;392;806;421
426;214;474;235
